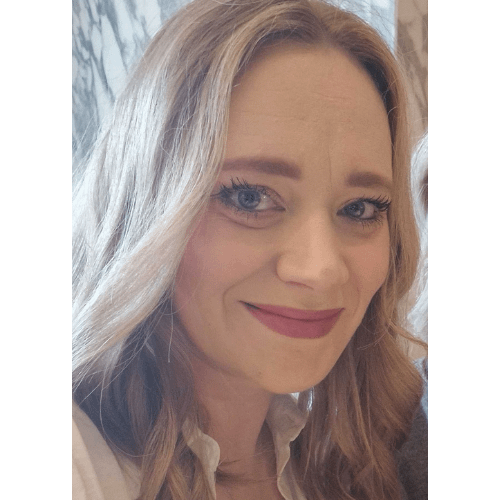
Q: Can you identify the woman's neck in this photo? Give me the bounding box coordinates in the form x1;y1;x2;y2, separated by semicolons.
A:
190;355;275;479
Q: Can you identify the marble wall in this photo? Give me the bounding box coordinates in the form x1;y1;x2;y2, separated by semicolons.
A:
72;0;396;165
396;0;428;146
72;0;190;164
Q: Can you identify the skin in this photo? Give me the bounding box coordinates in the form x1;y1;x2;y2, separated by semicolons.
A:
173;44;393;497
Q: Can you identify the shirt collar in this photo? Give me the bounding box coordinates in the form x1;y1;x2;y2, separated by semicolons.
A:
266;394;308;478
182;394;308;497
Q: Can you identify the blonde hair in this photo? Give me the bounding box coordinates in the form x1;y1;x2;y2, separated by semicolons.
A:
408;132;428;342
73;1;424;499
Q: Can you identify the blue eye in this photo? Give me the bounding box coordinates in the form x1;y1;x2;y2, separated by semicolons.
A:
343;201;367;218
212;179;390;230
213;178;282;215
340;197;391;226
237;189;261;210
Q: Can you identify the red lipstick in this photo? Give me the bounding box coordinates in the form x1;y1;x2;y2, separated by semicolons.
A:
242;302;343;339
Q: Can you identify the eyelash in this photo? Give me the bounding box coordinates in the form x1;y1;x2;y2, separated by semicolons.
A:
212;177;391;227
340;195;391;227
212;177;282;218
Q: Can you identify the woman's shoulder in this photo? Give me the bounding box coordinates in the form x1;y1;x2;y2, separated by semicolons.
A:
72;401;140;500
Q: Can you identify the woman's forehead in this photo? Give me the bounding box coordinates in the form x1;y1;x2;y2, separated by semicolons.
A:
226;44;392;184
231;44;384;116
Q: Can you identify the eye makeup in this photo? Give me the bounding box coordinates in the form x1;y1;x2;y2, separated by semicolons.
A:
211;177;284;218
338;195;391;227
212;177;391;228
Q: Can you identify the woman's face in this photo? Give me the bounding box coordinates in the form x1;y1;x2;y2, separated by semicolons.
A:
174;45;393;394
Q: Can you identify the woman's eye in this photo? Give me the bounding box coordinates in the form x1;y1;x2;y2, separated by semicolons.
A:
343;201;375;219
213;178;282;216
234;189;268;211
339;197;391;226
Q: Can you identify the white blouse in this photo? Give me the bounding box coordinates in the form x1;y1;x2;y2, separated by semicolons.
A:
73;394;308;500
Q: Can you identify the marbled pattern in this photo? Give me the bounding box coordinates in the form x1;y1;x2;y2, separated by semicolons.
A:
72;0;396;166
396;0;428;145
72;0;190;163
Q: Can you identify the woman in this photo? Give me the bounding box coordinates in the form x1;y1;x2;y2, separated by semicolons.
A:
72;1;426;499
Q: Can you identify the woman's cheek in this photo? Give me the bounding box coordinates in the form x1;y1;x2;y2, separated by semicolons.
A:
350;231;391;297
177;210;269;298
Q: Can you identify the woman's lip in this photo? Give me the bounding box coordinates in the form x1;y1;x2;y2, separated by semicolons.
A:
244;302;343;320
242;302;343;339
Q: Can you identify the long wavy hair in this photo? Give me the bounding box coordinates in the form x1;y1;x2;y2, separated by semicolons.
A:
73;1;425;499
408;132;428;343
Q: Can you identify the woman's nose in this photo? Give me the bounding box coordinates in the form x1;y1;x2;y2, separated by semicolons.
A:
275;214;349;291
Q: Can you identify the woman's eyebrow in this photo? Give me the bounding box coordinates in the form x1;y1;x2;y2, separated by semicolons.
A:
221;158;392;193
222;157;302;180
345;171;393;193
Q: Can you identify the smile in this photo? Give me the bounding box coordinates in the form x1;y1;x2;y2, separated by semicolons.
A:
242;302;343;339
